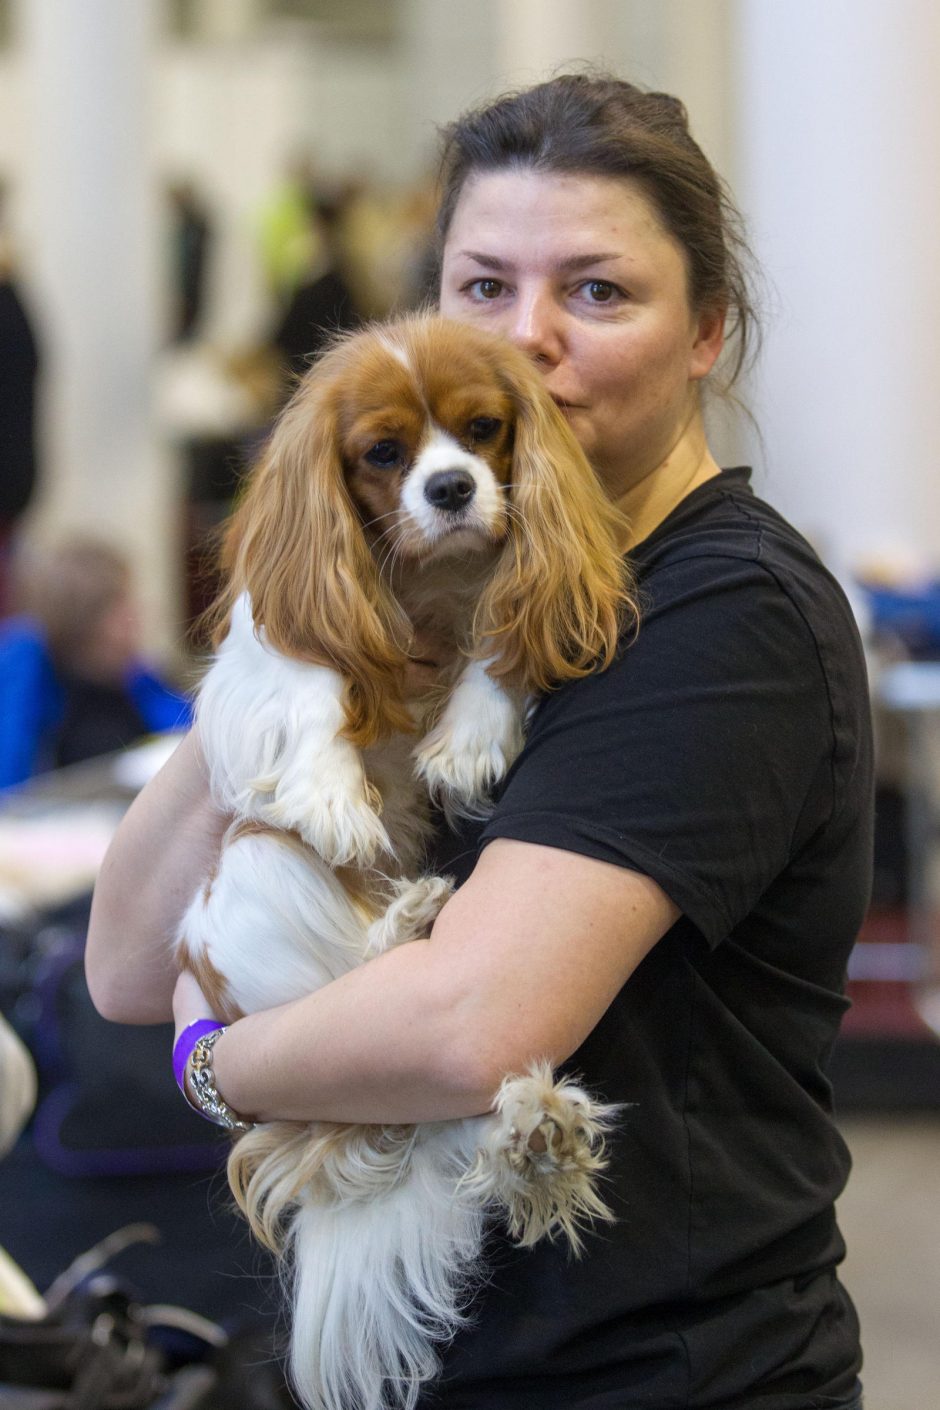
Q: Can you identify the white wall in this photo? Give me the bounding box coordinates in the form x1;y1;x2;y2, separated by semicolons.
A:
734;0;940;577
0;35;33;273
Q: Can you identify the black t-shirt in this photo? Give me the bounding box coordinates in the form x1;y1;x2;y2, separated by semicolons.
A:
422;469;874;1410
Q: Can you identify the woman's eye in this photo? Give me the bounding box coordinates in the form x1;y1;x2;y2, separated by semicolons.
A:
581;280;618;303
468;416;502;442
364;440;403;468
469;278;504;301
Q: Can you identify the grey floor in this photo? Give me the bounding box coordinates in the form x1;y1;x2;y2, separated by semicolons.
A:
837;1116;940;1410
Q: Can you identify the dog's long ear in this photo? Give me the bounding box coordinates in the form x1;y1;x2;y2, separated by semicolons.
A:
214;363;412;747
475;351;638;693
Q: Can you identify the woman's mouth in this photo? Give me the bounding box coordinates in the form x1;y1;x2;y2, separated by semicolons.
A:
550;396;584;417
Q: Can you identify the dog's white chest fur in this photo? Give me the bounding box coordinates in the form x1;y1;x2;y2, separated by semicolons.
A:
197;592;522;874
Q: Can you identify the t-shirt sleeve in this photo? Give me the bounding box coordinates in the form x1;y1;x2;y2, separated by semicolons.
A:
478;554;836;946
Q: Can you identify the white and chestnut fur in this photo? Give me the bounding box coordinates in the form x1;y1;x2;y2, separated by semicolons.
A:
176;315;637;1410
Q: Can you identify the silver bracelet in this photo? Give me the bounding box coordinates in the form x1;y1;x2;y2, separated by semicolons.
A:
185;1027;254;1132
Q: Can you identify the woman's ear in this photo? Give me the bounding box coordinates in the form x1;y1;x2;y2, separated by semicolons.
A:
690;303;726;381
475;351;637;692
224;365;412;745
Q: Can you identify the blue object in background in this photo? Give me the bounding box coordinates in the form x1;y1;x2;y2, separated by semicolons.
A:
0;617;192;789
857;581;940;657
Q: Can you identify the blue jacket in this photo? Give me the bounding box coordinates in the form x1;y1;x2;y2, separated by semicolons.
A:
0;617;193;789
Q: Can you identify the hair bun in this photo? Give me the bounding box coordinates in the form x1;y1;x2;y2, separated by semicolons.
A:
642;91;691;133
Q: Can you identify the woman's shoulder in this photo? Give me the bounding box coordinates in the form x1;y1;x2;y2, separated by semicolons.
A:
635;468;816;575
632;467;861;656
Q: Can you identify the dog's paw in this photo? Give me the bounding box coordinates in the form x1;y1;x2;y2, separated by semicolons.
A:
415;720;517;810
417;703;523;815
497;1070;600;1172
260;744;392;867
415;659;524;811
366;874;455;954
461;1064;618;1254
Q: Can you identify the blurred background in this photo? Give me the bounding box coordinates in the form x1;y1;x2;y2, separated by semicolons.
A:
0;2;937;1407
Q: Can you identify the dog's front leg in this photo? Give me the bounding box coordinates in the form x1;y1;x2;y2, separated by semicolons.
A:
365;874;455;956
253;659;393;866
415;658;525;813
199;597;392;866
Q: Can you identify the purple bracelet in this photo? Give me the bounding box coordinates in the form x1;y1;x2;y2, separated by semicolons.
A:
173;1018;224;1094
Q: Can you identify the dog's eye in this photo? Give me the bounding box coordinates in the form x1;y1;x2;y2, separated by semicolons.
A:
468;417;502;443
364;440;403;469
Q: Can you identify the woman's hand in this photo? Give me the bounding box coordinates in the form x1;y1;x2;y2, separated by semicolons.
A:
172;968;220;1047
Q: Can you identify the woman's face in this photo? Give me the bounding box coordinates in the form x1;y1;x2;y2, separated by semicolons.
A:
439;169;724;500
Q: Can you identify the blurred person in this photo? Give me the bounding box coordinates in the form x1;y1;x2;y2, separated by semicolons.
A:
270;194;362;387
0;183;41;616
255;154;323;308
166;179;213;343
337;177;402;318
0;537;192;789
396;179;443;310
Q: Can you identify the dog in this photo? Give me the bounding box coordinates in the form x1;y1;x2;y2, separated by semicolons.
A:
176;314;637;1410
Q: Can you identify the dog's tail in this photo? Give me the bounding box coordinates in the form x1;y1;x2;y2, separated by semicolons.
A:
286;1134;484;1410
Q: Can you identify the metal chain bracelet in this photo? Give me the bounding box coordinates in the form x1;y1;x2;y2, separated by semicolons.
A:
185;1027;254;1132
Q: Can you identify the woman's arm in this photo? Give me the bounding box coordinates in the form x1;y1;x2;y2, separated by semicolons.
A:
85;730;228;1024
200;838;678;1125
88;728;677;1122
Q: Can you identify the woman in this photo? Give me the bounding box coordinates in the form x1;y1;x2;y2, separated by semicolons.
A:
86;77;871;1409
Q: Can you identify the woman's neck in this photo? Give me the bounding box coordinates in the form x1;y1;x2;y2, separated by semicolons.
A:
612;413;721;551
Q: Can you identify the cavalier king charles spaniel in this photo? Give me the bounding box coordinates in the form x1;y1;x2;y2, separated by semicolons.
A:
176;314;636;1410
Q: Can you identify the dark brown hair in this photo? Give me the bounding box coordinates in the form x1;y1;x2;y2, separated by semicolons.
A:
435;72;760;389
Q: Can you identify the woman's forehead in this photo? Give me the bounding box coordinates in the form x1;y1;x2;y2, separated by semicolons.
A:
443;168;679;270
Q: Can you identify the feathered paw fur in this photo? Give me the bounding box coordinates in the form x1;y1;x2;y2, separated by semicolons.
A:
458;1062;619;1254
414;658;526;816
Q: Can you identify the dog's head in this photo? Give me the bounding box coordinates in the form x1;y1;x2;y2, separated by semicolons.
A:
334;322;520;563
219;315;635;745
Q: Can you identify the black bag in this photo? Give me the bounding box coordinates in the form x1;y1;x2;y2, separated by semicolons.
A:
0;1226;224;1409
6;923;223;1179
0;1225;294;1410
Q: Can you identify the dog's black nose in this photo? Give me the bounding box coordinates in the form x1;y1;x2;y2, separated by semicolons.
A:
424;469;476;514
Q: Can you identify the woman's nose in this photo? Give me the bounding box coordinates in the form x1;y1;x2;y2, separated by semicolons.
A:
508;290;564;365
